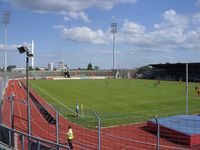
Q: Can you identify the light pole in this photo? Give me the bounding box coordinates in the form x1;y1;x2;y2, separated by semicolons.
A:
1;11;11;73
17;46;33;136
111;23;117;77
186;63;188;115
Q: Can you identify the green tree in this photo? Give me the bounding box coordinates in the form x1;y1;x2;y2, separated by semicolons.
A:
87;63;93;70
35;67;40;71
94;66;99;70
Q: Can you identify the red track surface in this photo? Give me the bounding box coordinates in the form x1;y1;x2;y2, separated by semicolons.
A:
2;80;200;150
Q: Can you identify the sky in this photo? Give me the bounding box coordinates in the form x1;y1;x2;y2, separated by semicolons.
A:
1;0;200;69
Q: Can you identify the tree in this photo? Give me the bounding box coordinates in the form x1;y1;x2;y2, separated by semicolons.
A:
35;67;40;71
87;63;93;70
94;66;99;70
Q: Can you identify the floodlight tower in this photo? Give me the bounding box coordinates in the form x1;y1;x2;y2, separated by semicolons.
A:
1;11;11;73
186;63;188;115
111;23;117;77
17;46;33;137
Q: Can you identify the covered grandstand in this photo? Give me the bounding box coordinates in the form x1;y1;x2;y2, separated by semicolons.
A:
143;62;200;82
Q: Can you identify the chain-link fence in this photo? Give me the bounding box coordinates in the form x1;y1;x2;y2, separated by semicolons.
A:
0;123;70;150
2;72;200;149
42;100;200;150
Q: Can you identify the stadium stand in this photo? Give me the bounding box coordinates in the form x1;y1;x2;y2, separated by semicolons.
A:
29;90;56;124
139;63;200;82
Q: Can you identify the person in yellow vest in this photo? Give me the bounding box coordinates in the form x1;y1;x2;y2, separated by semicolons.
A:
18;81;22;88
67;125;74;149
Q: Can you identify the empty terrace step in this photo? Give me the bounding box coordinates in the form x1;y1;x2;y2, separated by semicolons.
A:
29;91;56;124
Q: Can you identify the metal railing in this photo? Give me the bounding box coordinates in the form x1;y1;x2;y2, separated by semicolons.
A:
0;123;70;150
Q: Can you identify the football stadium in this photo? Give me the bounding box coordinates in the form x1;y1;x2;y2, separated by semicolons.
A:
1;1;200;150
1;66;200;150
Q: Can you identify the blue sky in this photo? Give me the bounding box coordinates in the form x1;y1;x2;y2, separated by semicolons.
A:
0;0;200;69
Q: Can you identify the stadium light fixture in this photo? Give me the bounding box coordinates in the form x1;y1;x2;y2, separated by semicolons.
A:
1;11;11;73
111;22;117;77
18;46;28;54
17;46;33;137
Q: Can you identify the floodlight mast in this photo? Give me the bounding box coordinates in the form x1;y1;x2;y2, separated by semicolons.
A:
17;46;33;138
1;11;10;73
111;23;117;77
186;63;188;115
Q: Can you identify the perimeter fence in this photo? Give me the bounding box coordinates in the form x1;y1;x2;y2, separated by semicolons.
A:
0;73;71;150
53;102;200;150
1;72;200;149
0;123;70;150
2;89;200;149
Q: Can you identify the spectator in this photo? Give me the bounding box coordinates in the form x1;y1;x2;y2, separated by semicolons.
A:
18;81;22;88
67;125;74;149
75;104;79;117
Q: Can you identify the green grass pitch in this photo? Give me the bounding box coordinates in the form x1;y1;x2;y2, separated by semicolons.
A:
30;79;200;127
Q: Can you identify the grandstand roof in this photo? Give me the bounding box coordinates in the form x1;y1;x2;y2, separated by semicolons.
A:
149;62;200;69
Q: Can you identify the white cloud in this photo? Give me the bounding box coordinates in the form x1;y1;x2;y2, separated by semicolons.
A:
68;11;80;18
22;42;31;48
0;43;32;53
68;11;90;23
196;0;200;7
61;26;108;44
0;44;20;52
192;12;200;24
118;19;149;48
4;0;136;23
63;16;69;21
79;12;90;23
150;10;193;49
118;10;200;53
154;9;189;30
56;9;200;54
122;19;145;34
5;0;137;12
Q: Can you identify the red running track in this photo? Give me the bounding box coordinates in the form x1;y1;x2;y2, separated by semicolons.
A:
2;80;200;150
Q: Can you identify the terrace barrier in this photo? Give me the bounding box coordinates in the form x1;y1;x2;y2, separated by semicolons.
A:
0;123;70;149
